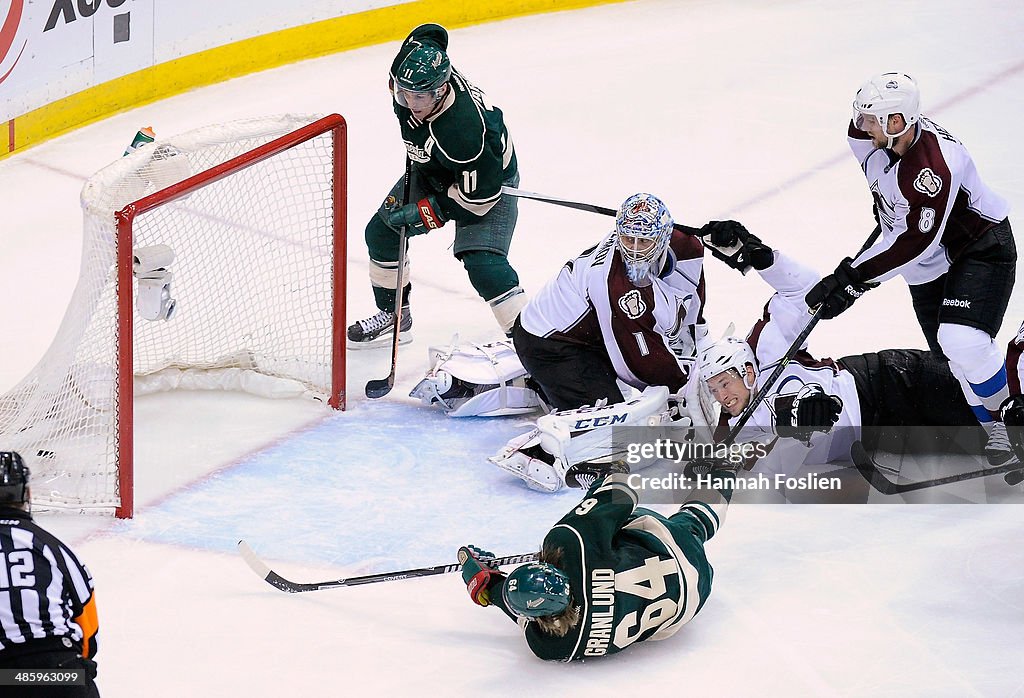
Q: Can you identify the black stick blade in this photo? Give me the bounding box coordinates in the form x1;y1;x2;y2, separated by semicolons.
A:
365;376;394;399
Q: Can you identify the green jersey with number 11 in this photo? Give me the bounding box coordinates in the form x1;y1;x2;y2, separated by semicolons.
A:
390;25;517;225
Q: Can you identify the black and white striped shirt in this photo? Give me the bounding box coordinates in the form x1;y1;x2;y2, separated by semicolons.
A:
0;507;98;660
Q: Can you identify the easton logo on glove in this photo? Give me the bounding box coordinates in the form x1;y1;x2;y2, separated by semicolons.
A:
418;198;442;229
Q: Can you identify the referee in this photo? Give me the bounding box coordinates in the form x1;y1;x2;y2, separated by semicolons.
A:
0;451;100;697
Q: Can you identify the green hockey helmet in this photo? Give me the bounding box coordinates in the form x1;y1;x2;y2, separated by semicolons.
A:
391;42;451;108
0;451;30;505
503;562;572;618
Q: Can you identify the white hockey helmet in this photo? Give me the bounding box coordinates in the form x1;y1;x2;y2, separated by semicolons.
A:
852;72;920;147
698;336;757;388
615;193;674;285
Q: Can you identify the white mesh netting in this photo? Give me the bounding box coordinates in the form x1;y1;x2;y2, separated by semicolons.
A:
0;114;343;514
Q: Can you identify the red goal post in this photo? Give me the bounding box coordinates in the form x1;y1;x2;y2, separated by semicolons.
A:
0;114;347;518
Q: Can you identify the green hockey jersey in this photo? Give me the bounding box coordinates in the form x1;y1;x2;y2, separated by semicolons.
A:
389;25;517;225
491;474;721;661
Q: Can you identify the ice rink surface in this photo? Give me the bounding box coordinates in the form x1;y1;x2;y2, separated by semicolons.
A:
2;1;1023;695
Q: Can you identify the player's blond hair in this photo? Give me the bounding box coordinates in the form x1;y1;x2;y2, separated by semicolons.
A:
534;544;581;637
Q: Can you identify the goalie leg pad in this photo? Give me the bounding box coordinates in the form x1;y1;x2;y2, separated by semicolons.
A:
490;386;689;492
410;338;544;417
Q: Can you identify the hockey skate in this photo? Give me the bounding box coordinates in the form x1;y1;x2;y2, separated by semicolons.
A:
346;306;412;349
983;421;1020;468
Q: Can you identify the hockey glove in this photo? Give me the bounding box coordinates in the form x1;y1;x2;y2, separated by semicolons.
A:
804;258;879;319
563;461;629;490
458;545;504;607
700;220;774;273
386;196;447;236
792;384;843;432
684;456;740;479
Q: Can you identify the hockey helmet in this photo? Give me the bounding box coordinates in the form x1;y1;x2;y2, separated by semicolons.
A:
615;193;674;285
0;451;30;505
503;562;572;618
391;41;451;108
698;336;757;388
852;72;920;146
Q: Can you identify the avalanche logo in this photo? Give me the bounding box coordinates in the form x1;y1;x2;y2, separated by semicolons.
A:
913;168;943;197
1;0;27;86
617;289;647;319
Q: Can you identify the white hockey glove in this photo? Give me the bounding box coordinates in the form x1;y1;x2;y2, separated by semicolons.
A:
133;245;177;321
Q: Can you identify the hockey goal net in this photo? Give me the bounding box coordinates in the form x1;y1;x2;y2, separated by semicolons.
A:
0;114;347;518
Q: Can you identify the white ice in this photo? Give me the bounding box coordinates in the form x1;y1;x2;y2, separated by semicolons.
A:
2;1;1023;695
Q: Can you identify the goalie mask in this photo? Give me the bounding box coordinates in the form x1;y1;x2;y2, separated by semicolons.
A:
503;562;571;618
615;193;674;285
852;72;920;148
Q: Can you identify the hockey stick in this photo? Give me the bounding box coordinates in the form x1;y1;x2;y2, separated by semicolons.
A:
238;540;537;593
851;441;1022;494
500;186;742;266
723;225;883;446
501;186;702;236
366;159;413;399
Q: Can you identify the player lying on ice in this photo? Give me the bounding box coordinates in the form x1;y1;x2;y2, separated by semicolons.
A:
457;468;733;661
696;223;1015;480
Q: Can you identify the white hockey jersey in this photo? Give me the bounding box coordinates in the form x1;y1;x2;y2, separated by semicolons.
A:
848;118;1010;285
520;230;705;393
718;253;863;470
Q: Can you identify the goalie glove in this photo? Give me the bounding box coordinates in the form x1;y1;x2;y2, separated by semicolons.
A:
458;545;504;607
133;245;177;321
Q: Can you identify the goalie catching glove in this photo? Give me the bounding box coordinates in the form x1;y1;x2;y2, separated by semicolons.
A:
133;244;177;321
458;545;504;607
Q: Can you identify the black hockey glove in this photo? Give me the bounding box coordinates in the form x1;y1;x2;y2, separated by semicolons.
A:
683;456;739;479
792;385;843;431
564;460;630;490
386;195;447;236
700;220;774;273
804;258;878;319
776;384;842;443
